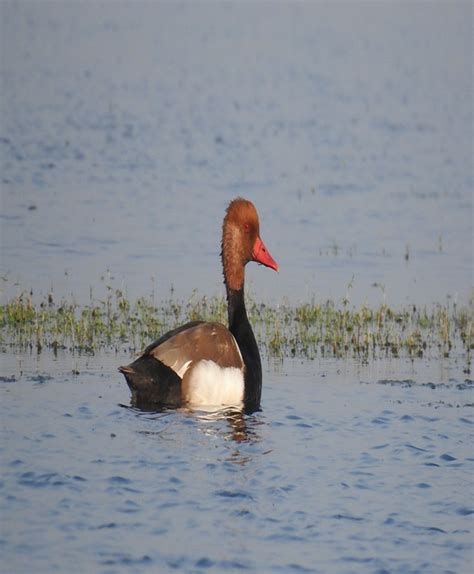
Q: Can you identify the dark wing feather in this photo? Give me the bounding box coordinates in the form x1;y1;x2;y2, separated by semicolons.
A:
119;356;181;407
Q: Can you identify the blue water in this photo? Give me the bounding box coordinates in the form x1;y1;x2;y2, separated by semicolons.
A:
1;3;473;573
1;2;472;306
1;352;473;573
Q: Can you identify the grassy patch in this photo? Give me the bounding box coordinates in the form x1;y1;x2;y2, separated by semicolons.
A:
1;289;472;369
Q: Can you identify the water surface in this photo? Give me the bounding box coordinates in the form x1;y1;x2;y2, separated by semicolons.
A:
1;2;472;306
1;4;472;573
1;352;473;573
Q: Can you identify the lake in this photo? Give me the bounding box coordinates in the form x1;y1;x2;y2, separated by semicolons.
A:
1;2;473;573
1;1;471;307
1;350;473;574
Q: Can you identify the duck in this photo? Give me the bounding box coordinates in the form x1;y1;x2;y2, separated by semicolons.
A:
119;197;278;412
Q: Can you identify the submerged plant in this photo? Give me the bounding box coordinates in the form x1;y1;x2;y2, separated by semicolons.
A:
0;288;472;362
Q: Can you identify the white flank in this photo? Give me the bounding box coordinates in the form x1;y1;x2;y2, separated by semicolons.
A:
184;360;244;407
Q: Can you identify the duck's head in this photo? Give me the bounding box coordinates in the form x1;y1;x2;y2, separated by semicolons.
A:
222;197;278;291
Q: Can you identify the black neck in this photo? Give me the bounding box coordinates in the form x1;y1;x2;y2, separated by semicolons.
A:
226;287;262;411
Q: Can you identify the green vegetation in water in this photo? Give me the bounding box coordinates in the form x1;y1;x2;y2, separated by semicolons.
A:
1;289;472;370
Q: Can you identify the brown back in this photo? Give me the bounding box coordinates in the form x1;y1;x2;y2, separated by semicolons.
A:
149;322;244;377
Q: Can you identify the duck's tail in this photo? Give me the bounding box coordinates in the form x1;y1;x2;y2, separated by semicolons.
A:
119;355;182;408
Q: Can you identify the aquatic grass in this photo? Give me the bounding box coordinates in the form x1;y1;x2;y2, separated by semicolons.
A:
0;289;472;369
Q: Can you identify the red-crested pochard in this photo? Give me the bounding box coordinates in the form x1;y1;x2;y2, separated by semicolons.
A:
119;197;278;412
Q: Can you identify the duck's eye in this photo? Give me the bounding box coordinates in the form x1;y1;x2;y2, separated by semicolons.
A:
244;222;251;233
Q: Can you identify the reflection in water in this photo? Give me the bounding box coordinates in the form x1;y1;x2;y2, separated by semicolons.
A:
192;407;261;441
190;407;267;466
123;400;265;464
